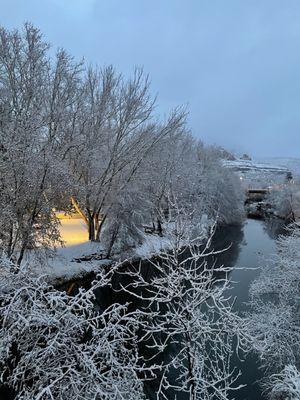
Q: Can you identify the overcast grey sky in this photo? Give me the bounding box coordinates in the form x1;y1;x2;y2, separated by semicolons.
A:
1;0;300;157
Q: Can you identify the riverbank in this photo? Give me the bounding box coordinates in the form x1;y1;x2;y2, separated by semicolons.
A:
21;214;212;287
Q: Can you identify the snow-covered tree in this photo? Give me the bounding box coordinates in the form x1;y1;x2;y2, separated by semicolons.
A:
267;183;300;220
0;257;144;399
138;134;245;239
67;66;186;242
193;145;245;225
247;225;300;396
0;22;244;264
118;207;249;399
0;24;80;264
266;365;300;400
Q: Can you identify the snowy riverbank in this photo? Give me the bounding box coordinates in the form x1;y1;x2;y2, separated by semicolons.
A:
20;214;212;286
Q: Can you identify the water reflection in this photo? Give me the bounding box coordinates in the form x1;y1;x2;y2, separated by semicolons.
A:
262;217;287;239
208;223;245;270
93;218;285;400
225;219;285;400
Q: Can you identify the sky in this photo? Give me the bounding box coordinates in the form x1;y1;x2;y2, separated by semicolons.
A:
1;0;300;158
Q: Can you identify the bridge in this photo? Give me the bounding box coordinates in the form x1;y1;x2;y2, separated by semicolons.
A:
245;189;270;203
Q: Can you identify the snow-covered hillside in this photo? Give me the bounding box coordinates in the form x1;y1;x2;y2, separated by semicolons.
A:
223;159;290;174
222;159;291;189
256;157;300;178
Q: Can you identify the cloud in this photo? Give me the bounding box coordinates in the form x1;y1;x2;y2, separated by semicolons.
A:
1;0;300;157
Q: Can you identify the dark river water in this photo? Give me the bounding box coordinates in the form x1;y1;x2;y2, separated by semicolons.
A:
210;218;286;400
98;217;286;400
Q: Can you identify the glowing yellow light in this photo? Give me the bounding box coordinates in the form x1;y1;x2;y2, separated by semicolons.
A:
56;211;88;246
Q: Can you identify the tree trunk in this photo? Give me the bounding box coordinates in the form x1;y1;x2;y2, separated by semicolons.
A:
94;213;100;237
17;238;27;267
71;196;89;226
106;224;119;259
88;215;95;241
187;349;196;400
6;224;14;258
157;218;163;236
95;214;106;242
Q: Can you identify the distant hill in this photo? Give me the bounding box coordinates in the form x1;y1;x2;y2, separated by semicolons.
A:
256;157;300;178
223;158;291;189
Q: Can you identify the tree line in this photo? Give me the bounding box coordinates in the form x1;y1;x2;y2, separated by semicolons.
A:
0;24;244;265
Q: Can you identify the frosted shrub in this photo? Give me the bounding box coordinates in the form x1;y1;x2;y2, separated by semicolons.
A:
0;259;144;400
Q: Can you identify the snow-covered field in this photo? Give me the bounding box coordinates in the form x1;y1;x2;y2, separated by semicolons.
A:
21;216;110;283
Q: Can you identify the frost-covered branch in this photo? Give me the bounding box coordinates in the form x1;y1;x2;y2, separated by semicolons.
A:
114;209;249;399
0;257;145;399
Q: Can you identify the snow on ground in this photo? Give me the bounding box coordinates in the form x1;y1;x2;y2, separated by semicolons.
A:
22;215;111;283
134;215;210;259
57;213;88;246
21;213;211;283
41;242;111;282
134;233;172;259
23;244;112;283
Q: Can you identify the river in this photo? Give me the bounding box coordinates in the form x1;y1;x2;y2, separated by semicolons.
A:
211;218;286;400
95;217;286;399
